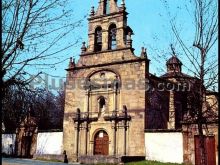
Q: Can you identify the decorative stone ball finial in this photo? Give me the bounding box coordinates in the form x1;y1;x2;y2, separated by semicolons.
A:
126;32;132;47
90;6;95;16
140;47;145;56
140;47;147;58
145;48;148;57
119;0;126;11
72;58;75;66
121;0;125;6
81;42;86;53
69;57;75;68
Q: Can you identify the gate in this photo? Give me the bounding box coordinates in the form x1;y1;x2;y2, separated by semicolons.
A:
94;130;109;155
194;135;216;165
21;135;32;158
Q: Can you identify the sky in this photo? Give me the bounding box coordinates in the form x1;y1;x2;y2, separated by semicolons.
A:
33;0;217;91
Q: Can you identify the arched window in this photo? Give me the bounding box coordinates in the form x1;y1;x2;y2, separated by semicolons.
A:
108;24;117;50
103;0;110;15
95;27;102;52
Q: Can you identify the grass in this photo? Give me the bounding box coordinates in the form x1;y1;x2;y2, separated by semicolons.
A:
33;159;190;165
95;164;117;165
34;157;63;163
125;160;185;165
95;160;190;165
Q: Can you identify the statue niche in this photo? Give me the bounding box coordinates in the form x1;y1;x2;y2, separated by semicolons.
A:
88;70;120;120
98;96;106;118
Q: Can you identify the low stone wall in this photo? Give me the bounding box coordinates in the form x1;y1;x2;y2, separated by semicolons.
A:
79;155;145;164
145;132;184;164
33;154;64;162
79;155;121;164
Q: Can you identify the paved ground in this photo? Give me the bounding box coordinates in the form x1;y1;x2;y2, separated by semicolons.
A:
2;158;80;165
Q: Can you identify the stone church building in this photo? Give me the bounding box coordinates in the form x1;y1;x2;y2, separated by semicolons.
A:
63;0;148;163
63;0;218;164
1;1;217;164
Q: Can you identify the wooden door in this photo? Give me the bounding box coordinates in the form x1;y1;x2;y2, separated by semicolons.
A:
94;131;109;155
195;135;216;165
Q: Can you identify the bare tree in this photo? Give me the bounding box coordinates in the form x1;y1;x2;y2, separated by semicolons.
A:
0;0;84;127
1;0;83;87
2;87;65;132
162;0;218;164
54;90;65;129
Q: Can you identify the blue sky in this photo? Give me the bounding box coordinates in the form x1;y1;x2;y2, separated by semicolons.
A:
38;0;217;90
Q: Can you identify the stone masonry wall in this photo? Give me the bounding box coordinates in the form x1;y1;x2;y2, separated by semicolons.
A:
63;48;148;162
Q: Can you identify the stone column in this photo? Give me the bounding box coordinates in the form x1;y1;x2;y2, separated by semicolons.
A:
30;127;38;156
88;33;95;52
168;91;175;129
102;30;109;51
117;27;126;48
114;78;119;156
182;125;191;164
16;127;25;157
85;89;90;155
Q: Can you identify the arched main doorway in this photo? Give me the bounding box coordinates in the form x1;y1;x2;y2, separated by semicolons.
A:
93;130;109;155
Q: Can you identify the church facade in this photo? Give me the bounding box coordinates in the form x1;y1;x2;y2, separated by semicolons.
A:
1;1;217;164
63;0;149;163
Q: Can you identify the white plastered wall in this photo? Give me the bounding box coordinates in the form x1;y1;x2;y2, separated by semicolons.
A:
2;134;16;154
36;132;63;155
145;132;183;164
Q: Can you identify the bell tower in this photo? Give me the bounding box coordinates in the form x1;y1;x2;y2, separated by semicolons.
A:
85;0;133;53
63;0;149;163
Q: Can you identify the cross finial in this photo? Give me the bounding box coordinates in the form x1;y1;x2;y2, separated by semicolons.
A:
170;44;176;56
140;47;148;58
90;6;95;16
